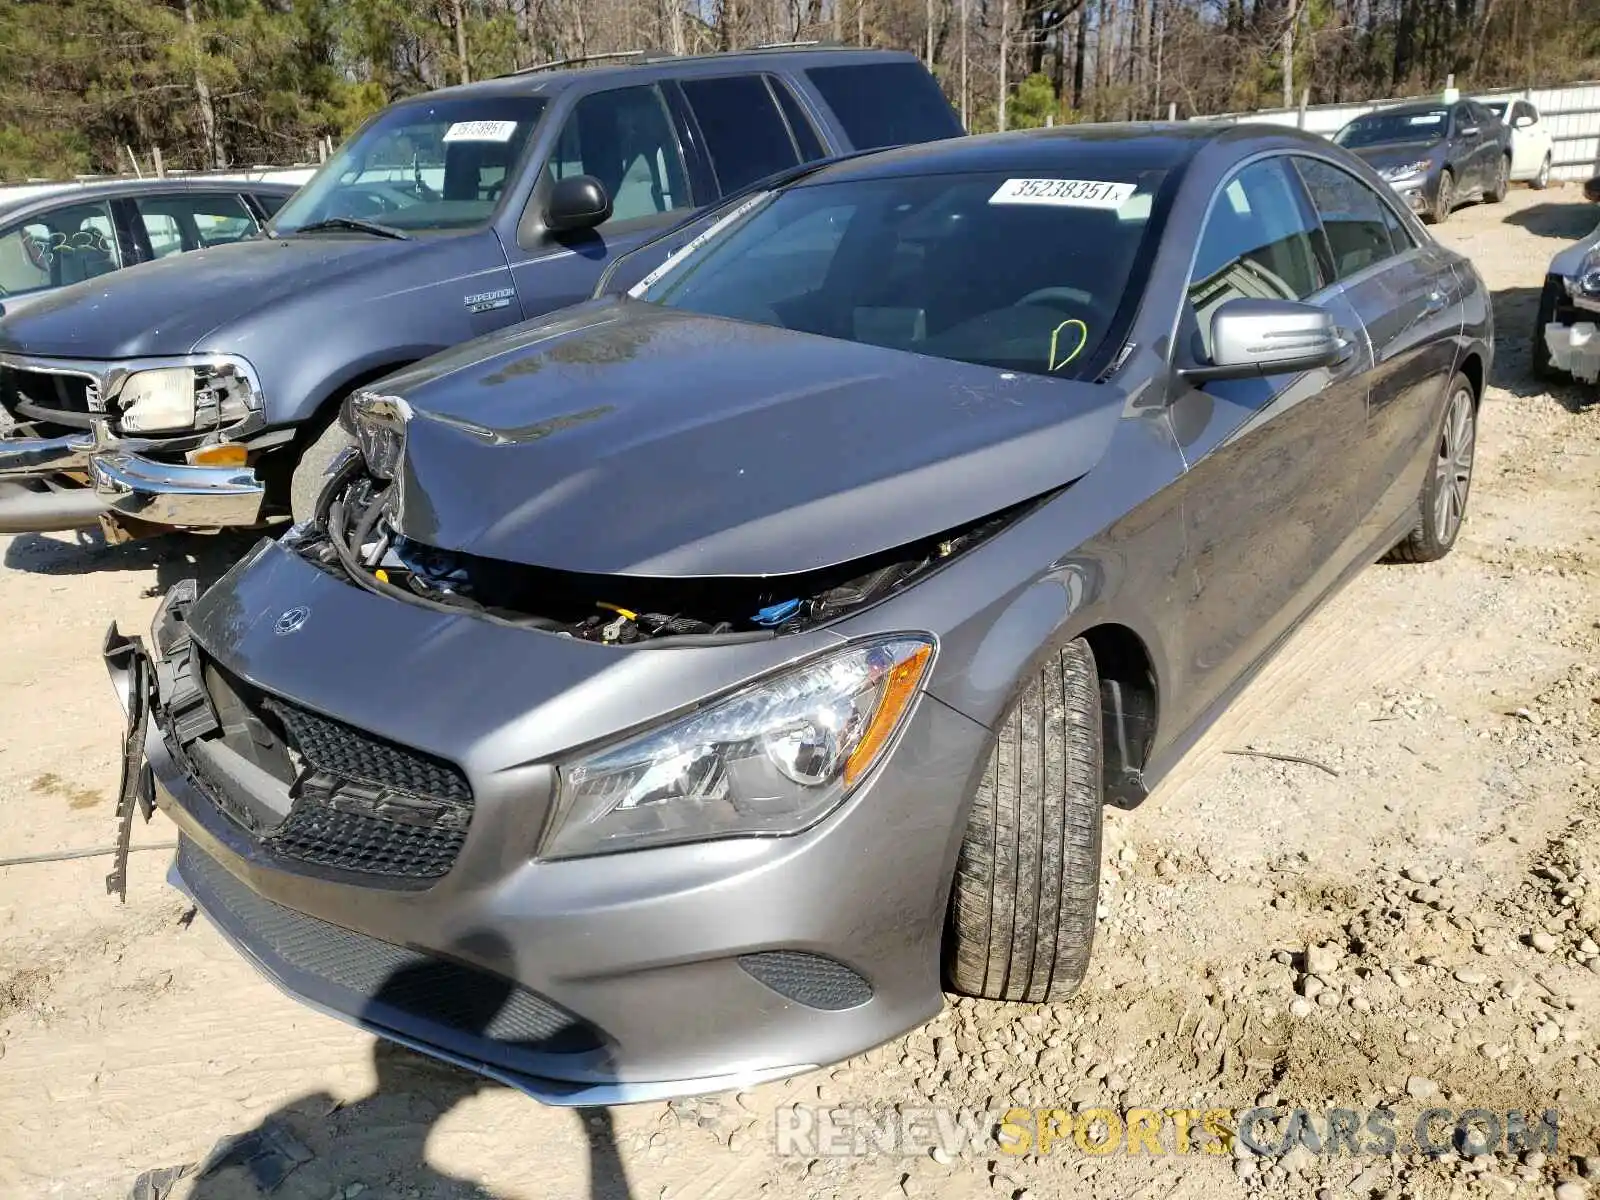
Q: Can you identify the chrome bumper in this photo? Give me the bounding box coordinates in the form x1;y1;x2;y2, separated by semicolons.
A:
0;431;264;533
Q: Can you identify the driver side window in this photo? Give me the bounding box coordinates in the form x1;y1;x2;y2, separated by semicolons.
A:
548;85;693;226
1187;157;1323;359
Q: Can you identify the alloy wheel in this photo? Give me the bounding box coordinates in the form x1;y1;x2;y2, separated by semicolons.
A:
1432;386;1475;546
1435;172;1454;221
1536;156;1551;189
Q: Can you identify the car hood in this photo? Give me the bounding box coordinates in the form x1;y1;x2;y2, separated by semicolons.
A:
379;300;1125;578
0;233;423;358
1348;141;1442;171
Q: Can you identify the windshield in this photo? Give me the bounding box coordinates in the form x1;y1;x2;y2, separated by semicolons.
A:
1334;109;1448;148
632;168;1168;380
271;98;546;235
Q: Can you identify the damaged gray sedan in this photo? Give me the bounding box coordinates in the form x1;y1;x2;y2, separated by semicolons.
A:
105;123;1492;1104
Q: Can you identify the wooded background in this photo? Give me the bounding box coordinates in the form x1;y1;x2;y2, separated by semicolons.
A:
0;0;1596;179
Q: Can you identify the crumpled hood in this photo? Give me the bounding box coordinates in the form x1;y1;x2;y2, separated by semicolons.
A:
379;300;1125;578
0;233;422;358
1349;141;1442;172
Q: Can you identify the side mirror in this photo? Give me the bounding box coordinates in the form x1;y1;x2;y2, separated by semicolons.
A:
1181;298;1350;383
546;175;612;234
1513;113;1537;129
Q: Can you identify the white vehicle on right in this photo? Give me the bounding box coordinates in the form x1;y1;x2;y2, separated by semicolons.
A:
1478;96;1555;188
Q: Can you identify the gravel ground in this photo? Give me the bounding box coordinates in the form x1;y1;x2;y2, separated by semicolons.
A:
0;184;1597;1200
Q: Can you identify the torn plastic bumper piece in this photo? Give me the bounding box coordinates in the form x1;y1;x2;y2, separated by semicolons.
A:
1545;321;1600;383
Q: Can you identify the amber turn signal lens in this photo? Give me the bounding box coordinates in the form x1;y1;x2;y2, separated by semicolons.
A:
186;444;248;468
845;641;933;786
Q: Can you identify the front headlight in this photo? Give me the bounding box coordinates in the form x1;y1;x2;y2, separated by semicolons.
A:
114;357;261;434
1380;160;1432;182
542;636;935;859
117;367;196;433
1573;247;1600;298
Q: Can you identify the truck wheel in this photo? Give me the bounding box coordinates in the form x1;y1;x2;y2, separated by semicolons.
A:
945;638;1103;1003
1385;373;1476;564
289;420;357;524
1486;154;1511;203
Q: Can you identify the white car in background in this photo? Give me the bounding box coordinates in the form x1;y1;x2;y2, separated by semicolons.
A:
1479;96;1555;188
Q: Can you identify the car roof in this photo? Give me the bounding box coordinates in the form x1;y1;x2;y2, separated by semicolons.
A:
0;176;297;221
796;121;1329;184
388;46;925;104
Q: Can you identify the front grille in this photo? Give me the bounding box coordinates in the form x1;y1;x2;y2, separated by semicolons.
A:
265;697;472;806
179;838;601;1052
0;365;97;426
266;798;468;880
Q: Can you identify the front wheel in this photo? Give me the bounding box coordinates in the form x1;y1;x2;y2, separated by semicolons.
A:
289;420;358;524
1531;154;1552;190
945;639;1104;1003
1425;170;1455;225
1486;154;1511;203
1385;373;1477;564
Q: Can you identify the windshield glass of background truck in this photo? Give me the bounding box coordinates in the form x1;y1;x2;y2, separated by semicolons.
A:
637;169;1166;380
271;99;547;234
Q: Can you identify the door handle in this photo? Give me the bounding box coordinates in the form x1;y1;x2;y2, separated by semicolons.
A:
1421;289;1448;315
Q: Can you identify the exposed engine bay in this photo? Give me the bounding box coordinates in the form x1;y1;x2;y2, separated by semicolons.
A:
292;455;1038;644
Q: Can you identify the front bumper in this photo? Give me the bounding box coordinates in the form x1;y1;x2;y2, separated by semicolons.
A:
0;430;263;533
1545;320;1600;382
106;553;989;1104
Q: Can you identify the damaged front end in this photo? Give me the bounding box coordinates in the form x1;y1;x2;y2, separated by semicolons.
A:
293;439;1042;647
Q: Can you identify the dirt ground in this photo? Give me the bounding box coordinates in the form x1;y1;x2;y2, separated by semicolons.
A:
1;184;1598;1200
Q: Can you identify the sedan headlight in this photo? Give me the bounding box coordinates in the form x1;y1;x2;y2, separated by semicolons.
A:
1573;247;1600;298
1379;160;1432;182
542;636;935;859
117;367;196;433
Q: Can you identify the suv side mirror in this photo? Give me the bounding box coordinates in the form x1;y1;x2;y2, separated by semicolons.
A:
546;175;612;234
1181;298;1350;383
1514;113;1537;128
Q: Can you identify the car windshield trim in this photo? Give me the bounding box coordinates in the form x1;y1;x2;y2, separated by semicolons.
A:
269;97;548;237
628;165;1176;384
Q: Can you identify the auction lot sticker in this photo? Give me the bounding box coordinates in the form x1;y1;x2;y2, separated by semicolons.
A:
443;120;519;143
989;178;1138;209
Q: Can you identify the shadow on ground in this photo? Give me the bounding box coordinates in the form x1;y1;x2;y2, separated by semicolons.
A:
1502;199;1599;241
2;526;260;590
128;936;635;1200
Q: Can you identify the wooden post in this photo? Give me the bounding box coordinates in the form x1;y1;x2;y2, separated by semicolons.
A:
124;145;143;179
1298;86;1309;128
997;0;1007;132
1168;101;1177;121
959;0;968;129
152;146;166;178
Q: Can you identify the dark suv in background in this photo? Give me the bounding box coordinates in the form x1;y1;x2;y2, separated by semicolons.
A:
1333;97;1513;224
0;47;962;541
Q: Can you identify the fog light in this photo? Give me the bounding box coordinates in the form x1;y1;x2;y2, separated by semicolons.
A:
187;443;248;467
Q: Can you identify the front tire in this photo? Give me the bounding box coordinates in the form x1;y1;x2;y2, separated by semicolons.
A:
1486;154;1511;203
1386;373;1476;564
946;639;1103;1003
1533;278;1565;381
289;420;357;524
1425;169;1455;225
1531;154;1552;190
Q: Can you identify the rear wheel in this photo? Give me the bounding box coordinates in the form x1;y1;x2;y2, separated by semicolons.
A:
1486;154;1511;203
1531;154;1552;190
1386;373;1476;564
946;639;1103;1003
1425;170;1455;224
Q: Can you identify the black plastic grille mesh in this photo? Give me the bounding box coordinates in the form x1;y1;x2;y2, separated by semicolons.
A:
180;838;599;1051
264;698;471;806
737;951;873;1010
264;801;467;880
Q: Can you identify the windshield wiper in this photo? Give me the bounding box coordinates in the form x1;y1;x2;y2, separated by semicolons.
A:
284;217;410;241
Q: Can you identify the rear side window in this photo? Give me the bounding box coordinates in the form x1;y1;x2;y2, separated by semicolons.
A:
1188;158;1323;355
136;192;257;258
773;79;826;161
805;62;963;150
0;200;121;294
1293;157;1400;280
680;75;801;194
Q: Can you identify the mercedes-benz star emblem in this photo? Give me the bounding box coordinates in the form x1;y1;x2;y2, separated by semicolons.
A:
274;606;311;636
